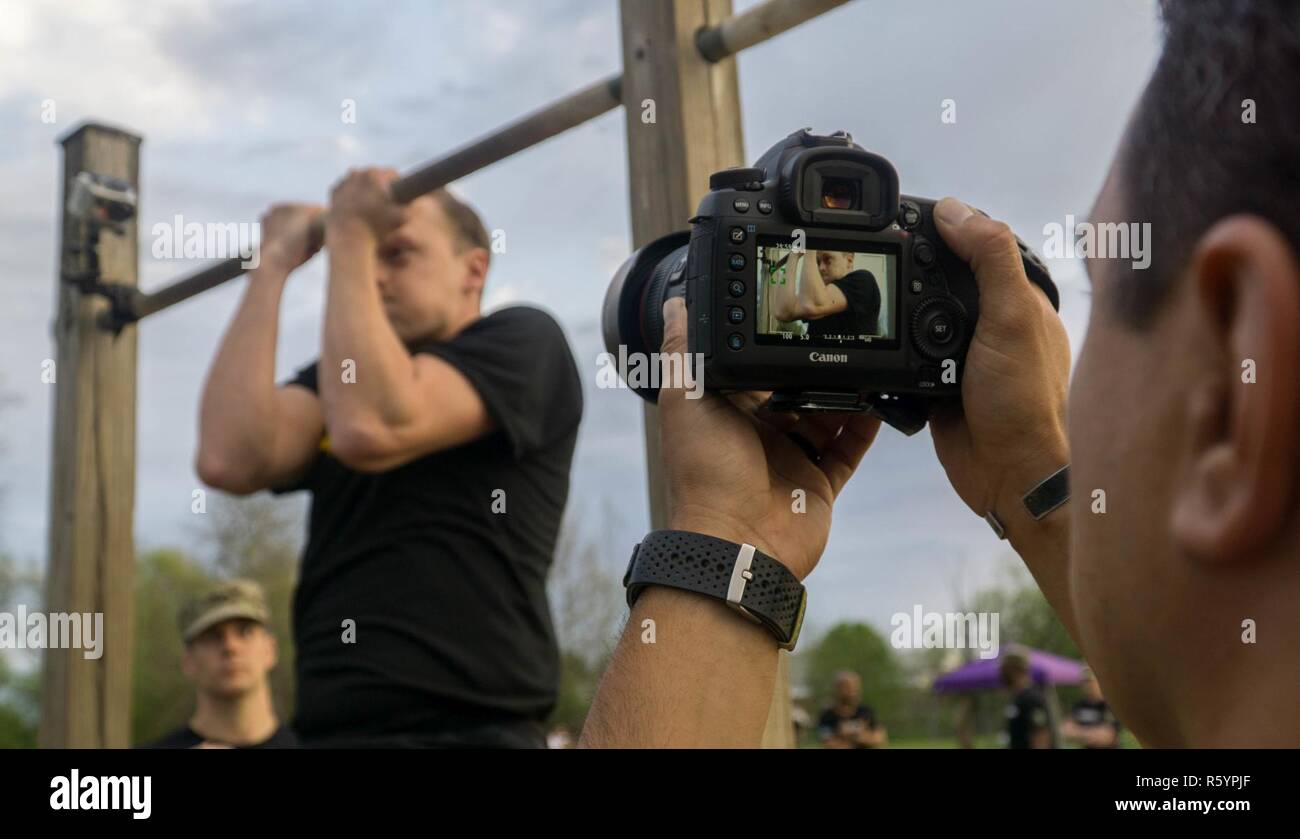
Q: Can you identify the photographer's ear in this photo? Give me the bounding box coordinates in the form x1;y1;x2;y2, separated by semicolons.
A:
1171;215;1300;562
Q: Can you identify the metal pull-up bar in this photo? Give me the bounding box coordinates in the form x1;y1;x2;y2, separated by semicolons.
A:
93;0;851;331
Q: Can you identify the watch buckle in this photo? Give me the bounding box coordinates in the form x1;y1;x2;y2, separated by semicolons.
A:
725;544;762;627
726;543;806;652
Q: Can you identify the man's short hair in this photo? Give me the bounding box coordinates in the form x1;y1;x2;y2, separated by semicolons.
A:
999;648;1030;685
1117;0;1300;328
432;189;491;255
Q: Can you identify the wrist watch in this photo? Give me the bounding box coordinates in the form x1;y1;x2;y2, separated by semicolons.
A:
623;530;807;651
985;464;1070;539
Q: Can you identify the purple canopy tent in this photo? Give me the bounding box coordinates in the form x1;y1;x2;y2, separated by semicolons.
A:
932;648;1084;693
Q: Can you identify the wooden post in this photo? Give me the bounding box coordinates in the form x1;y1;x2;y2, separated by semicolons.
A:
42;123;141;748
619;0;795;747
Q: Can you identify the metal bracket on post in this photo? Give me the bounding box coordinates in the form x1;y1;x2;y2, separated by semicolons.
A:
60;171;143;333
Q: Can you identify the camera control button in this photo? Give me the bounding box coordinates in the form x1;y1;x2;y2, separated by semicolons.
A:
727;306;745;324
911;298;968;360
729;226;747;245
901;201;922;229
732;198;751;213
727;332;745;351
914;241;936;267
728;279;746;298
757;199;773;214
910;279;924;294
927;312;955;345
728;253;746;271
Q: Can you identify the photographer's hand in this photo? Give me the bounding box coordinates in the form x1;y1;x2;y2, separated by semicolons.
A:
657;297;880;580
930;197;1078;643
581;298;879;747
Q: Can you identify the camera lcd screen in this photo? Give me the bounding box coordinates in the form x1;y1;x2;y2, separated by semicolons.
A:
753;236;897;347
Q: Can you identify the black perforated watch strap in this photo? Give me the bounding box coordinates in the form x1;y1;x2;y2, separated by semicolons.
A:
623;530;807;651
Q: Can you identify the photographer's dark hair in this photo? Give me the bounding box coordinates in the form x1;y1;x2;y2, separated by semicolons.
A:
1118;0;1300;327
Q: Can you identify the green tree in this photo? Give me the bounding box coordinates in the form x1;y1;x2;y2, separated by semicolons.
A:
805;622;908;732
130;493;304;745
547;499;624;739
130;548;213;744
962;562;1079;659
0;553;40;748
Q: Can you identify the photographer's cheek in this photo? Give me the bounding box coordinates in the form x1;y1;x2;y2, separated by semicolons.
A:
1066;281;1193;743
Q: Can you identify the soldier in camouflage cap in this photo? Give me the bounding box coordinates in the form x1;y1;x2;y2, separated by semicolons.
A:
140;579;297;749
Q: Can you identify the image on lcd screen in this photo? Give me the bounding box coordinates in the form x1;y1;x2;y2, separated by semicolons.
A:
754;238;896;346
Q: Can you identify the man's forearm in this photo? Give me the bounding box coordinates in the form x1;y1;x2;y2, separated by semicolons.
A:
770;254;797;321
197;268;289;477
993;438;1080;650
320;220;418;430
795;255;831;313
580;587;779;748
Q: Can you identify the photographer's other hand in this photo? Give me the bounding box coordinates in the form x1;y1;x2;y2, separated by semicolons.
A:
931;197;1077;639
657;297;881;581
930;198;1070;519
256;203;325;278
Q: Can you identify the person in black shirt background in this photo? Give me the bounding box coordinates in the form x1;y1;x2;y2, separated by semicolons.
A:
1000;649;1056;749
142;580;297;749
195;171;582;748
817;671;888;748
770;248;882;340
1062;666;1122;748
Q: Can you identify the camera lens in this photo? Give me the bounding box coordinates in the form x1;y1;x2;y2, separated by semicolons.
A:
602;234;691;403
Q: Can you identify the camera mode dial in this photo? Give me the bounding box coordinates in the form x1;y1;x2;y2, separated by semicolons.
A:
709;167;765;192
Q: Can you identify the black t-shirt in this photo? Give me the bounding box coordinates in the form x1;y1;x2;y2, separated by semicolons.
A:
816;704;878;748
805;269;881;340
1006;686;1056;749
140;724;299;749
1070;698;1122;748
274;306;583;744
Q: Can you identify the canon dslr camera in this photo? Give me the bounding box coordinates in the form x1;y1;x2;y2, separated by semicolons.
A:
602;128;1057;434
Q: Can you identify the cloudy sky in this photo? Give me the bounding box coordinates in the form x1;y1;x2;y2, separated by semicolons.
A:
0;0;1161;639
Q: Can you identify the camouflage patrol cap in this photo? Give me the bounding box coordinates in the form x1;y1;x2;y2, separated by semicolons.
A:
179;579;270;643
